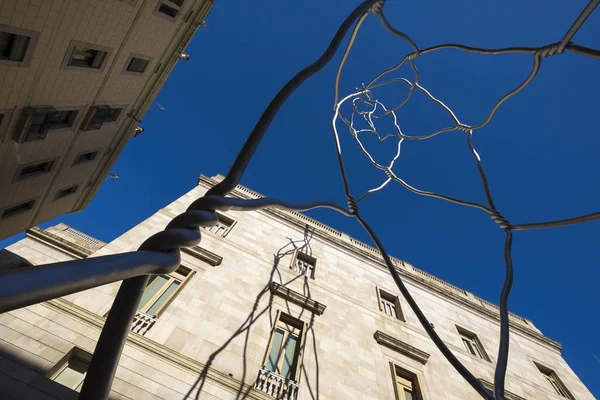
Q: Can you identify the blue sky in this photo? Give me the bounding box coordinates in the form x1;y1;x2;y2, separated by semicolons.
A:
2;0;599;396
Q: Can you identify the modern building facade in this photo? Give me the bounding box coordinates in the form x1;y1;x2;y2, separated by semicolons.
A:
0;174;594;399
0;0;213;240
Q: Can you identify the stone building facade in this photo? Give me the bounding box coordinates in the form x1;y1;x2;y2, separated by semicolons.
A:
0;174;594;399
0;0;213;240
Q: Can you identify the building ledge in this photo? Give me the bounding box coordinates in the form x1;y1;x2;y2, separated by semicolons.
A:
373;331;430;364
181;246;222;266
270;282;326;315
478;378;526;400
27;227;92;259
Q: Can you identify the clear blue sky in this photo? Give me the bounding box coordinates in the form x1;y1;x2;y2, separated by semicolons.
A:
2;0;599;396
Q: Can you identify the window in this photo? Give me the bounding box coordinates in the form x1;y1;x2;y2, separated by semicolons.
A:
137;265;192;316
155;1;184;20
68;47;107;69
73;150;99;165
14;107;78;143
16;159;55;181
1;199;35;220
205;213;235;237
391;365;422;400
457;326;490;361
0;31;30;62
535;363;574;399
291;251;316;279
82;106;123;130
127;57;149;73
0;109;11;142
263;312;305;381
0;25;38;67
377;288;404;321
55;184;79;200
49;348;91;392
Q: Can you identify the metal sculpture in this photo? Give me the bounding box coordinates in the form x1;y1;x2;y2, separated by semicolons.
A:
0;1;598;399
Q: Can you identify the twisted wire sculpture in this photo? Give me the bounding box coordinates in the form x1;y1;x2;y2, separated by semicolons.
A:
0;1;597;399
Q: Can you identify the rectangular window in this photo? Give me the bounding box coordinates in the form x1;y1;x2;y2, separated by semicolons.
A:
0;31;30;62
1;199;35;220
535;363;574;399
138;265;192;316
292;251;316;279
457;326;490;361
17;159;55;180
206;213;235;237
263;313;305;381
49;348;91;392
49;110;79;130
83;106;123;131
377;288;404;321
391;365;421;400
68;46;107;69
127;57;149;73
55;185;79;200
73;150;99;165
158;3;179;18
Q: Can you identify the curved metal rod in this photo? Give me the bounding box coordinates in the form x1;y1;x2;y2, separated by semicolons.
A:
512;210;600;231
354;212;494;400
334;10;370;108
558;0;600;52
494;230;514;399
0;251;179;314
469;54;542;131
377;9;419;53
467;131;497;210
566;43;600;59
207;0;380;197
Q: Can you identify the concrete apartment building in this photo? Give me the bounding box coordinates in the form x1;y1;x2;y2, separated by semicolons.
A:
0;0;213;240
0;174;594;399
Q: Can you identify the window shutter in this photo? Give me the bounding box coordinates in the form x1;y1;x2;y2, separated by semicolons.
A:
376;287;383;311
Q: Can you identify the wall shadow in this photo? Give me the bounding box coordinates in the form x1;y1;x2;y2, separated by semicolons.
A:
185;225;321;400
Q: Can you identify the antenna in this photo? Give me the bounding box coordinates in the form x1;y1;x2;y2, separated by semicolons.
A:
105;173;119;181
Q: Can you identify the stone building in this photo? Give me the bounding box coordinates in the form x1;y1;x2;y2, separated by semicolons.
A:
0;174;594;399
0;0;213;240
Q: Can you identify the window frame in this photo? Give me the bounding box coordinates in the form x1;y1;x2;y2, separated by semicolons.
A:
154;1;184;21
122;53;153;76
0;108;13;142
72;149;101;166
137;265;194;317
377;287;405;321
82;105;127;131
205;213;236;237
54;184;81;201
261;310;307;384
390;363;424;400
456;326;491;362
0;198;37;220
47;347;91;392
534;362;574;399
13;158;57;182
61;40;112;72
0;25;39;68
290;250;316;279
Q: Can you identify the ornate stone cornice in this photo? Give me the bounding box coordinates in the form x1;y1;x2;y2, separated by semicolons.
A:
26;227;91;259
45;298;271;400
373;331;430;364
181;246;222;266
269;282;327;315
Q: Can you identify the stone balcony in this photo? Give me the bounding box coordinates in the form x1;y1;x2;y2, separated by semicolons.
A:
254;368;298;400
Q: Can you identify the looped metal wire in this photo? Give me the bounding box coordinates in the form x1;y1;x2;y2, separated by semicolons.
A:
536;42;563;58
371;0;386;14
490;212;512;230
347;197;359;214
407;51;420;60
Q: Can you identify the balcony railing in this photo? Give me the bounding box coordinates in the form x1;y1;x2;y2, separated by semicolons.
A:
130;310;157;335
254;368;299;400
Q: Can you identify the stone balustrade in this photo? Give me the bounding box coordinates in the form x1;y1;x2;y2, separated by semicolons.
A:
254;368;298;400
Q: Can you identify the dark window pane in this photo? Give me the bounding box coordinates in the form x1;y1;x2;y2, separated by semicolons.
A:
74;151;98;165
56;185;79;199
170;0;185;6
0;32;30;61
158;4;178;18
2;200;35;219
20;161;53;178
127;57;149;73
